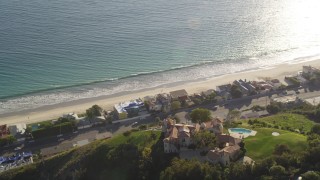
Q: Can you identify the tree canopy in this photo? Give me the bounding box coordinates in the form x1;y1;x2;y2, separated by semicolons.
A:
266;102;281;114
311;124;320;135
171;101;181;111
273;144;291;156
160;158;222;180
190;108;211;123
193;130;216;149
86;104;103;119
226;109;241;123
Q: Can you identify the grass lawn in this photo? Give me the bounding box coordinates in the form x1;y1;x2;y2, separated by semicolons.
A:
256;113;314;132
244;128;307;161
106;130;161;147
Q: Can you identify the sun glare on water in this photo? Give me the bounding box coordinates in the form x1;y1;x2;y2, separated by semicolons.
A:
282;0;320;45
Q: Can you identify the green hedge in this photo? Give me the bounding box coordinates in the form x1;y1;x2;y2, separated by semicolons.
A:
286;77;300;86
0;135;16;147
31;122;76;139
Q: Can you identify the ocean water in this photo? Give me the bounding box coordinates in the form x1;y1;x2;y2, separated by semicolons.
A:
1;0;320;114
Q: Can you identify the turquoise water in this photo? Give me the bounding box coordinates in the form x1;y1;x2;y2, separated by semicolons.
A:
229;128;252;134
1;0;320;114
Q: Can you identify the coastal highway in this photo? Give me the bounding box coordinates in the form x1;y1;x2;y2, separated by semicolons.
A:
0;114;155;157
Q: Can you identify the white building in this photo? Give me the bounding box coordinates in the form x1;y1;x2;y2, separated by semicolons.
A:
114;99;144;119
8;124;26;136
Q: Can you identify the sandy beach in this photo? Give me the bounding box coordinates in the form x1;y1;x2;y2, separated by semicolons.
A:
1;59;320;125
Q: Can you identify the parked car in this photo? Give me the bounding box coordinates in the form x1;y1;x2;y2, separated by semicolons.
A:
131;122;138;127
14;147;22;151
212;106;218;111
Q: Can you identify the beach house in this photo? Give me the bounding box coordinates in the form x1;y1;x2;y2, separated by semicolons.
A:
114;99;144;119
216;84;232;94
169;89;189;102
143;96;162;112
233;79;257;96
266;79;282;90
0;124;9;138
302;65;320;76
144;93;171;112
8;124;26;136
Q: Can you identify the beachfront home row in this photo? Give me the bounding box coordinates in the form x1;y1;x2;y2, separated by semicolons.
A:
216;78;283;98
114;99;144;119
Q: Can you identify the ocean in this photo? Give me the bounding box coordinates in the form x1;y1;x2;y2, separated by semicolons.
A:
0;0;320;114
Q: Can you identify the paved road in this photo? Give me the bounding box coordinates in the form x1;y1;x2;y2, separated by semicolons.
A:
0;114;155;157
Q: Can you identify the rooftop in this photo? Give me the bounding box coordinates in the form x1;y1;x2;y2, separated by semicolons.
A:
170;89;188;99
305;96;320;106
217;134;241;146
272;95;297;104
114;99;144;113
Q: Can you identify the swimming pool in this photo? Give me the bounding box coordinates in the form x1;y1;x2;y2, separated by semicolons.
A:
229;128;252;134
228;128;257;138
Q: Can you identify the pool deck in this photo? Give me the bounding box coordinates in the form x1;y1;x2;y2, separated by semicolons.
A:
228;128;257;139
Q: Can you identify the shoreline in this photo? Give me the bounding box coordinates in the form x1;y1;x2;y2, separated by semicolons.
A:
1;59;320;125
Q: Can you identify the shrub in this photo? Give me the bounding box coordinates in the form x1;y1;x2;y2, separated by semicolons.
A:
266;103;281;114
200;150;208;156
252;105;266;112
171;101;181;111
192;98;202;105
173;115;181;123
301;171;320;180
0;135;16;147
188;144;196;150
123;131;132;136
32;122;75;139
139;124;147;130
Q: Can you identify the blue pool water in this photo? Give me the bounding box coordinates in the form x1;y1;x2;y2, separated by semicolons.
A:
229;128;252;134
